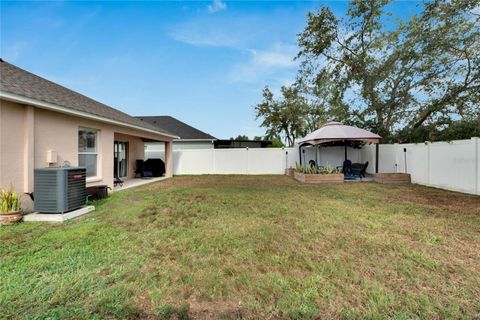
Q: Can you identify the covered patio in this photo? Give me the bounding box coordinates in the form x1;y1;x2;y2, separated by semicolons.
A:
110;130;174;190
297;122;381;180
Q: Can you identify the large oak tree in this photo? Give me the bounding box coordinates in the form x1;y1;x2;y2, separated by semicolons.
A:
256;0;479;144
297;0;480;142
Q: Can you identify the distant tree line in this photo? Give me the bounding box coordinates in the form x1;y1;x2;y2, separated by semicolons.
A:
255;0;480;146
229;134;285;147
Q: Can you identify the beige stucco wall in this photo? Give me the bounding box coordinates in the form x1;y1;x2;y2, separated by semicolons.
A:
33;108;115;188
0;99;172;194
0;100;26;192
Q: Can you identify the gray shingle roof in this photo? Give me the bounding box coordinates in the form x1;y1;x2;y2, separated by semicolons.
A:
0;59;175;137
137;116;217;140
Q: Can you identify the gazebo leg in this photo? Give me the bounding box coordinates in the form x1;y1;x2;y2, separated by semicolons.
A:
299;146;303;166
375;144;379;173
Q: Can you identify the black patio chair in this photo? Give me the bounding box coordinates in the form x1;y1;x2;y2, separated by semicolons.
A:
340;160;352;176
114;175;124;187
351;161;369;178
361;161;369;177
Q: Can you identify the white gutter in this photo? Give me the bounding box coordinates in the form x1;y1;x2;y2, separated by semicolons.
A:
0;90;180;140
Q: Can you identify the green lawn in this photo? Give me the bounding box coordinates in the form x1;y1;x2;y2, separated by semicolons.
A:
1;176;480;319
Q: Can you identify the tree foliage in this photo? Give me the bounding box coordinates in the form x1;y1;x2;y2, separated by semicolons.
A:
269;138;285;148
254;86;311;147
296;0;480;142
397;118;480;142
256;0;480;144
230;135;249;141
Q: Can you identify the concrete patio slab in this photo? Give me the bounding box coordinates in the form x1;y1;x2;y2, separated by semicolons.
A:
23;205;95;222
113;177;167;192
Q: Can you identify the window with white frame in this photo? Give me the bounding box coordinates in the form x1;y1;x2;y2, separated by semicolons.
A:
78;128;99;177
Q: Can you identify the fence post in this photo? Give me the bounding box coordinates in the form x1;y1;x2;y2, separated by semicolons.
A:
212;148;216;174
473;137;479;195
246;147;249;174
425;141;431;186
393;143;399;172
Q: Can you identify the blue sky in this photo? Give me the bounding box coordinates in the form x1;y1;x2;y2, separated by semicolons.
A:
1;1;421;139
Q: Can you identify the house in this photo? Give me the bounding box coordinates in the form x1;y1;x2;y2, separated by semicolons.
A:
0;59;178;195
137;116;216;152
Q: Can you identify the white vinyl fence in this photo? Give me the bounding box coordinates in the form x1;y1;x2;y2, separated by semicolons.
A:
146;137;480;195
361;138;480;195
147;148;298;175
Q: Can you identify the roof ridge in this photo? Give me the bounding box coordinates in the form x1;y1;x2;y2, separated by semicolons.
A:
1;60;131;118
0;59;176;137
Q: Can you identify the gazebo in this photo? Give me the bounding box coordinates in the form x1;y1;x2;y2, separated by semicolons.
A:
297;122;382;173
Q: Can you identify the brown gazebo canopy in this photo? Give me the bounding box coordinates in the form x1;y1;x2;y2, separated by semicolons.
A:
298;122;382;172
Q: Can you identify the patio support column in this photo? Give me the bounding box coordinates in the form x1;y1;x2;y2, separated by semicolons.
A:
24;106;34;192
165;141;173;178
375;143;379;173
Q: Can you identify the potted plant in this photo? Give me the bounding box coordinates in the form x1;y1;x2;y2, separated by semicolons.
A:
0;186;23;225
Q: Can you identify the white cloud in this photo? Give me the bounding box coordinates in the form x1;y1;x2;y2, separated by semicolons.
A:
169;14;266;49
249;46;297;69
230;43;299;83
208;0;227;13
2;41;30;61
170;25;238;47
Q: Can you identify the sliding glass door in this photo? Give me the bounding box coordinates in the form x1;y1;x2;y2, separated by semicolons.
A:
114;141;128;178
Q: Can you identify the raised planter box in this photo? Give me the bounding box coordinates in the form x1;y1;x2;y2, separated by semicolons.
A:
374;173;411;184
285;167;295;177
294;171;344;184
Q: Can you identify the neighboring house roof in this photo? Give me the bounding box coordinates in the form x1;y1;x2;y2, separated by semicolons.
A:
137;116;217;140
0;59;178;138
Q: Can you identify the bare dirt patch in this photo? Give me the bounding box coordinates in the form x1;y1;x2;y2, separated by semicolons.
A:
385;185;480;215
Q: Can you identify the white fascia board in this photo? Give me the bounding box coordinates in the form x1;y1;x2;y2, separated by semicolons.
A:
0;91;180;140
